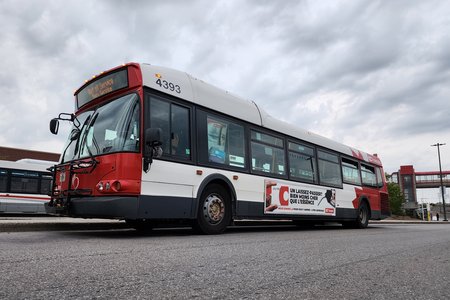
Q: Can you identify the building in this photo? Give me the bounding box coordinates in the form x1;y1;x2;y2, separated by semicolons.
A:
391;165;450;215
0;146;60;162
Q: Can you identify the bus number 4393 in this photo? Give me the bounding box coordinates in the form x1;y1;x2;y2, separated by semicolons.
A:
156;78;181;94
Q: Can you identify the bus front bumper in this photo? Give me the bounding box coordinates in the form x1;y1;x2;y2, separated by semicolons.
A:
45;196;139;219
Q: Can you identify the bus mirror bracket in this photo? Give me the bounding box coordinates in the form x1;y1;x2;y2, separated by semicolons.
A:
143;128;163;172
49;113;78;135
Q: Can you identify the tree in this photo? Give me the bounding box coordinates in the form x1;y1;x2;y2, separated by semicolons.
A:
387;182;405;215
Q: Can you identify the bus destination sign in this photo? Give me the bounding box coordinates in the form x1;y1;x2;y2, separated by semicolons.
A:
76;69;128;109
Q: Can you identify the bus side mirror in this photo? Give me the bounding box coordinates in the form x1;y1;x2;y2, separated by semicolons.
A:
143;128;163;172
145;128;163;148
50;119;59;135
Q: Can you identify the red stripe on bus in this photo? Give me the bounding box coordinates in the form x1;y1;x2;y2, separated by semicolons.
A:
0;194;50;201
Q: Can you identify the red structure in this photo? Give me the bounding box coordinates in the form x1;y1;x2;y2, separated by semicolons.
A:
392;165;450;210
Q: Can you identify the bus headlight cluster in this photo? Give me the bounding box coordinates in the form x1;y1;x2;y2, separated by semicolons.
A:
96;180;122;193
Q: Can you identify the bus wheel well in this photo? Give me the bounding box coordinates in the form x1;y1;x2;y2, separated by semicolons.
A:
206;179;233;199
343;197;371;229
359;197;372;219
197;175;237;204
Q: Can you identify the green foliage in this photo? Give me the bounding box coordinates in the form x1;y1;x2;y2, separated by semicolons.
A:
387;182;405;215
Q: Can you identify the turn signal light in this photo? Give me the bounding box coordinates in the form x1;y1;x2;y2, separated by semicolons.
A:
96;180;123;193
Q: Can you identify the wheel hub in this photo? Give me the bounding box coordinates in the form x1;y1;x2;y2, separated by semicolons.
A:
204;194;225;224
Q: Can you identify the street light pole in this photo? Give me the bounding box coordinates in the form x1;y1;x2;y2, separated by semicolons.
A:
431;143;448;221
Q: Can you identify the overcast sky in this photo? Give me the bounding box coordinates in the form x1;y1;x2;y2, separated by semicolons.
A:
1;0;450;177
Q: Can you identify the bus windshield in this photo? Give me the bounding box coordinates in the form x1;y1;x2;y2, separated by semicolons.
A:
62;93;140;163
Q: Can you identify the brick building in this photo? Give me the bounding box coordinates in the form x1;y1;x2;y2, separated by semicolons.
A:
0;146;60;162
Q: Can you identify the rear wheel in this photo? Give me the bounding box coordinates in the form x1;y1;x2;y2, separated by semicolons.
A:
356;201;370;228
194;184;231;234
343;201;370;229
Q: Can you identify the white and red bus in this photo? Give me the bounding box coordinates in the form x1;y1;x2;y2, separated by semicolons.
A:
47;63;390;233
0;159;54;214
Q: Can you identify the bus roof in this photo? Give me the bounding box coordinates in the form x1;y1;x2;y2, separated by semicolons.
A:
139;63;382;166
0;160;56;172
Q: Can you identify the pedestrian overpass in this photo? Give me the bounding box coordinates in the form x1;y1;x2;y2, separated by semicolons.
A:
391;165;450;210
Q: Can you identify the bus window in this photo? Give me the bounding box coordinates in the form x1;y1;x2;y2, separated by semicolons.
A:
288;142;316;183
150;97;170;154
171;105;190;158
375;167;384;188
0;169;7;192
318;150;342;187
207;116;245;168
361;164;377;187
251;131;285;176
342;158;361;185
77;94;140;158
10;170;39;194
150;96;191;159
40;174;53;195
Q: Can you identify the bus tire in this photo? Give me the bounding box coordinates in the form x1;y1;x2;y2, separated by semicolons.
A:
343;201;370;229
356;201;370;228
194;184;231;234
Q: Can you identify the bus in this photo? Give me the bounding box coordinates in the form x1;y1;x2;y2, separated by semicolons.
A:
47;63;390;233
0;159;55;214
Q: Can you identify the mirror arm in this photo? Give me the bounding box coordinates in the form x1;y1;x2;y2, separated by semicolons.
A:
143;145;154;172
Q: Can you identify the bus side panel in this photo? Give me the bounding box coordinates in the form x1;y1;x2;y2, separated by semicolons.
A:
141;161;195;219
137;195;194;219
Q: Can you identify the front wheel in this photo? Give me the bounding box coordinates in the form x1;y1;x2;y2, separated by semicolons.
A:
194;184;231;234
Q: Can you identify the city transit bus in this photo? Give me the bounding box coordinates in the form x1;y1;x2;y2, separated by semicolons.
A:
47;63;390;234
0;159;54;214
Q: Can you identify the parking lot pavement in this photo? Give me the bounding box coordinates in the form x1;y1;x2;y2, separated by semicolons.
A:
0;216;128;232
0;215;448;232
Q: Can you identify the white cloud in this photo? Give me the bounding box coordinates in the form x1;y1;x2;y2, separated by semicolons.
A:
1;0;450;176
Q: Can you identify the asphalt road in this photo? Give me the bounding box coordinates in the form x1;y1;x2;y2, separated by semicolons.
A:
0;224;449;299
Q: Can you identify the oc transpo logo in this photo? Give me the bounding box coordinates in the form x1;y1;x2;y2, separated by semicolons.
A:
279;185;289;206
71;174;80;190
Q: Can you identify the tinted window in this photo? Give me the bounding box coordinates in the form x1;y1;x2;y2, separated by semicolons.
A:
251;131;285;176
376;167;384;188
40;175;53;195
318;150;342;186
342;158;361;185
207;116;246;168
251;131;283;147
10;170;39;193
171;105;190;158
0;169;7;192
149;96;191;160
288;142;316;183
150;98;170;154
361;164;377;187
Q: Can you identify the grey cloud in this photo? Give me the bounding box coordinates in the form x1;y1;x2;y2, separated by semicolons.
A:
1;0;450;172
